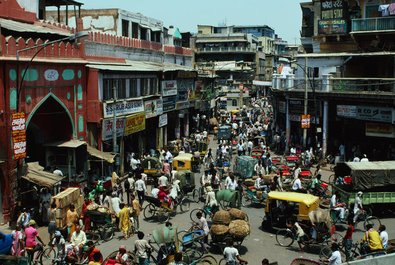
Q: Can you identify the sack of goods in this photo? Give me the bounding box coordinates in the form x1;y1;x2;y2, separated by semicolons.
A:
210;224;229;236
228;220;250;238
212;210;231;225
228;208;247;221
243;178;254;187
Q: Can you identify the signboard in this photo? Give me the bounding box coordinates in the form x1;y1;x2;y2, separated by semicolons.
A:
145;99;163;119
366;123;395;138
159;114;168;127
319;0;348;35
162;96;176;112
337;105;393;123
12;112;26;159
161;80;178;97
103;99;144;119
289;114;319;124
44;69;59;81
301;114;311;129
124;112;145;136
102;118;125;141
176;101;190;110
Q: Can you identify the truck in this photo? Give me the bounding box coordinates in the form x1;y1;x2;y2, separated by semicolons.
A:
331;161;395;213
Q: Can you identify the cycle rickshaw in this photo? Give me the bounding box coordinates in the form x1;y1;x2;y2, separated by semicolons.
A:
142;157;162;184
85;205;116;243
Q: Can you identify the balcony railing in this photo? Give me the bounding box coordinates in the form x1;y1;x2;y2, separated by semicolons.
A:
196;47;256;53
352;17;395;32
273;74;395;93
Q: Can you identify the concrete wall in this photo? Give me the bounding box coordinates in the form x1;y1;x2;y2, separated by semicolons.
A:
344;253;395;265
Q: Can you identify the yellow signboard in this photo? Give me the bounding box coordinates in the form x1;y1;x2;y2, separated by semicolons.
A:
124;112;146;136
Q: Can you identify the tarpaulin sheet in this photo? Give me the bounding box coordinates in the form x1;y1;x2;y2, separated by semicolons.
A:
346;161;395;190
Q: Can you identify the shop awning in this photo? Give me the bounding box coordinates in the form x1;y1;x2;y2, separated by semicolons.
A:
253;80;272;86
87;145;116;164
44;139;87;148
22;162;64;188
87;61;163;72
163;63;196;72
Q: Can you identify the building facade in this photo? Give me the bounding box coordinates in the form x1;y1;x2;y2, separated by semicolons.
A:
271;0;395;161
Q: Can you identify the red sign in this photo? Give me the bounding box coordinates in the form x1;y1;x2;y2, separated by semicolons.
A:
11;112;27;159
301;114;311;129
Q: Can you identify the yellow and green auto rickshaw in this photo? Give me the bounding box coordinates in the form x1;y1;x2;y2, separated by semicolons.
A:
261;191;320;230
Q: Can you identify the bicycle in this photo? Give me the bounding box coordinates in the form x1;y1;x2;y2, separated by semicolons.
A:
320;241;386;262
24;245;56;265
189;206;214;223
330;208;380;230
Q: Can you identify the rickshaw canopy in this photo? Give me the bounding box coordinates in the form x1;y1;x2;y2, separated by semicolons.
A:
174;153;193;162
174;170;195;192
267;191;319;207
173;153;193;171
142;157;161;169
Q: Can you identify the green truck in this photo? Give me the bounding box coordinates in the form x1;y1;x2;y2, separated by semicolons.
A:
331;161;395;213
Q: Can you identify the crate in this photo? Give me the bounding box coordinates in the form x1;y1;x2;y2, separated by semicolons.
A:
53;188;81;208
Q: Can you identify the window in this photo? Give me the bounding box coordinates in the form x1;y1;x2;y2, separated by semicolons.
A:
232;99;238;107
129;78;139;97
140;27;147;40
122;19;129;37
103;79;126;100
141;78;150;96
150;78;158;95
132;22;139;38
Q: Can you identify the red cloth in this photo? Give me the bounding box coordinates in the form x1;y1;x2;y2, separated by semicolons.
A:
344;224;354;240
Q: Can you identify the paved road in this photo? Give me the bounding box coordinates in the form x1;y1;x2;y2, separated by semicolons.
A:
3;135;394;265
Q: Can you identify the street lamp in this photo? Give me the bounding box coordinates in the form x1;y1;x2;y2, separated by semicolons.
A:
16;31;88;111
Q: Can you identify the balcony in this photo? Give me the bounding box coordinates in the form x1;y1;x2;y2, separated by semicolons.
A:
195;46;256;54
351;17;395;33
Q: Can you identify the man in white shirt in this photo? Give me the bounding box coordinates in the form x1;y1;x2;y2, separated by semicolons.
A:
293;165;301;180
135;175;147;206
223;238;247;265
196;211;210;244
360;154;369;162
53;167;63;177
379;224;388;249
70;225;87;254
327;243;342;265
110;193;122;217
353;191;363;223
151;185;160;199
254;175;268;192
330;192;346;221
158;175;168;188
292;176;302;192
130;155;140;171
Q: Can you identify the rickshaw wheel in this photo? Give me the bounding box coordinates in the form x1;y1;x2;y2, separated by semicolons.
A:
143;203;156;220
192;188;202;203
190;208;206;223
319;244;332;259
40;247;56;265
276;228;294;247
196;255;218;265
179;198;191;212
100;223;115;242
241;194;249;207
183;246;204;264
363;216;381;230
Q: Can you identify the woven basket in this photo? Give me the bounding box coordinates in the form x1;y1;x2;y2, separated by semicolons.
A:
228;208;247;220
212;210;231;225
228;220;250;238
210;224;229;236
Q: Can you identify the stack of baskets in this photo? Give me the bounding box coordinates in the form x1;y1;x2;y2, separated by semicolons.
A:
210;208;250;242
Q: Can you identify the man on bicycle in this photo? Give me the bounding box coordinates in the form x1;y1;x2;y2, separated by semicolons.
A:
352;191;363;223
24;220;45;262
50;231;66;260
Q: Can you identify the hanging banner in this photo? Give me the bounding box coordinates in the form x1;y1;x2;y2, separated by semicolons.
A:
145;99;163;118
301;114;311;129
102;118;125;141
159;114;168;127
12;112;26;159
124;112;146;136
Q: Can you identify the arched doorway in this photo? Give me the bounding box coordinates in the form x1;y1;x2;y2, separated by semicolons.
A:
26;94;73;165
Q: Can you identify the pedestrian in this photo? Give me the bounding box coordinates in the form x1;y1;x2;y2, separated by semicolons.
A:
16;208;30;228
131;194;141;231
223;238;248;265
353;191;363;223
124;175;131;205
48;201;57;240
343;218;354;261
66;204;78;241
114;245;129;265
362;223;383;253
111;171;119;190
326;242;342;265
261;258;269;265
39;188;51;225
11;225;24;256
135;174;147;206
134;231;151;265
118;203;131;239
379;224;388;249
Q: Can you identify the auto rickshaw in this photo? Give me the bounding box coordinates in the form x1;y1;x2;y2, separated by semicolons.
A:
142;157;162;184
173;170;196;195
173;153;199;172
261;191;320;230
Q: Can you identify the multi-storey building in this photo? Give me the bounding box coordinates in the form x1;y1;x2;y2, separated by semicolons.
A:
0;0;194;222
271;0;395;161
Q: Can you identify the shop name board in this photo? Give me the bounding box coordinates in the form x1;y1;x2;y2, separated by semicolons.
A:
318;19;347;35
162;96;176;112
124;112;145;136
103;99;144;118
177;71;197;79
159;114;168;127
161;80;178;97
321;0;345;19
366;123;395;139
337;105;393;123
320;0;347;35
102;118;125;141
145;99;163;119
12;112;26;159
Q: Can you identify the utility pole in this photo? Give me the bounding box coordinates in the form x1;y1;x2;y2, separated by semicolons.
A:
303;56;308;148
112;86;119;170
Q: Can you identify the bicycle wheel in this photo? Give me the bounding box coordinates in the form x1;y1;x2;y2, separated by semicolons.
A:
143;203;156;220
363;216;381;230
86;230;101;245
241;193;249;207
197;255;218;265
319;244;332;259
276;229;294;247
328;174;336;185
331;232;344;245
101;223;115;242
219;258;227;265
190;208;206;223
40;247;57;265
179;197;191;213
183;247;203;264
192;188;201;203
